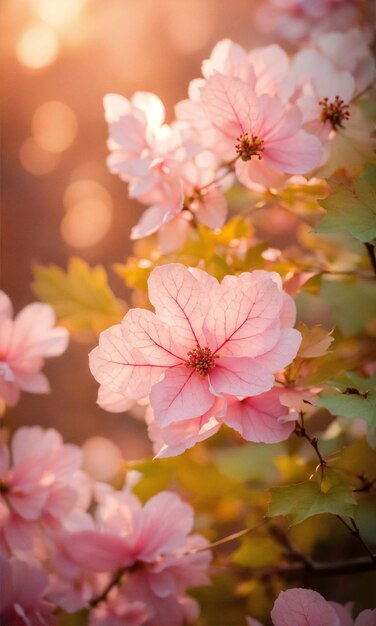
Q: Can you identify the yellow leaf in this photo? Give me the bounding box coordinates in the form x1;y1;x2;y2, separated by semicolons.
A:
32;257;125;336
297;323;334;358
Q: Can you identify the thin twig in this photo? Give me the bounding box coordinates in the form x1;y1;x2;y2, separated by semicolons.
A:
294;415;326;482
365;243;376;276
336;515;376;566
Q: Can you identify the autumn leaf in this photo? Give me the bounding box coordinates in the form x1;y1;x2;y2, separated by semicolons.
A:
32;257;125;335
297;323;334;358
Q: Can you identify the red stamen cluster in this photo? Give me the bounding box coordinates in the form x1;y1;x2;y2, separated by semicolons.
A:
186;345;218;376
319;96;350;130
235;133;265;161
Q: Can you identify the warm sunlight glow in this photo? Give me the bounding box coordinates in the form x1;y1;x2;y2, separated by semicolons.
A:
16;24;60;69
36;0;87;29
63;179;113;210
32;101;78;153
61;199;112;248
19;138;60;175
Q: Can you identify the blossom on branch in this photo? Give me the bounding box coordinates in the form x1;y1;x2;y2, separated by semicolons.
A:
90;264;301;452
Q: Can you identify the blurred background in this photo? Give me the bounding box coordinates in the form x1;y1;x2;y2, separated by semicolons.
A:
1;0;273;457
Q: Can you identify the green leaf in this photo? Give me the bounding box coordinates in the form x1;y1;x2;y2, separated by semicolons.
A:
316;392;375;422
268;475;356;525
316;373;376;448
320;277;376;337
32;257;124;335
315;165;376;242
232;535;283;568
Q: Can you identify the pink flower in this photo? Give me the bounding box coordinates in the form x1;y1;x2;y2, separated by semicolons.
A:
0;555;56;625
248;588;376;626
0;426;90;553
200;74;322;189
0;291;68;414
59;487;211;626
291;49;355;140
90;264;301;439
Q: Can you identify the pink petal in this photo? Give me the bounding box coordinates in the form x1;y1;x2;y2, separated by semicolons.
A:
89;324;166;401
131;205;173;240
192;187;227;229
11;303;68;358
124;309;187;363
0;291;13;318
148;263;218;346
150;367;214;427
97;384;134;413
355;610;376;626
209;357;274;397
201;74;262;142
223;388;296;443
158;214;191;254
63;530;133;572
265;130;323;174
202;39;255;85
255;328;302;372
271;588;340;626
203;273;282;357
133;492;193;561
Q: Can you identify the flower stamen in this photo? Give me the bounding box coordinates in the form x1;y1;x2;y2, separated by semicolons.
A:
186;346;218;376
319;96;350;130
235;133;264;161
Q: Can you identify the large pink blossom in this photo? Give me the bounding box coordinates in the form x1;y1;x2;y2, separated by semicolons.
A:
200;74;322;189
90;264;301;438
248;587;376;626
0;291;68;415
59;487;211;626
0;426;90;554
0;555;56;625
147;388;297;458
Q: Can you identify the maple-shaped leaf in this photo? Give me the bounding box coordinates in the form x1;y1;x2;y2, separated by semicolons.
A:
297;323;334;359
268;474;356;525
315;165;376;243
32;257;125;335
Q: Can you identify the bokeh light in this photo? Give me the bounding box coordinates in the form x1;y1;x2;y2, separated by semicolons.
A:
32;101;78;153
61;198;112;248
36;0;87;29
63;179;112;210
19;138;61;175
16;23;60;69
82;436;123;481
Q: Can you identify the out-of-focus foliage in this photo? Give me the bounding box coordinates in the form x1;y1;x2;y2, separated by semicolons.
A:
316;166;376;243
32;257;125;335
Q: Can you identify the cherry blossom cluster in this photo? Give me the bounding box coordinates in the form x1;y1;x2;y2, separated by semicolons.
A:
104;33;374;251
0;291;69;416
247;587;376;626
256;0;375;44
90;263;301;457
0;426;211;625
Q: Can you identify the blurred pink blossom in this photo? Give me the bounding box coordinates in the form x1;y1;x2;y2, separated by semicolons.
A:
0;291;68;415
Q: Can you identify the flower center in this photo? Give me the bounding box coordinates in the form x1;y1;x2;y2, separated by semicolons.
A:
186;346;218;376
319;96;350;130
235;133;264;161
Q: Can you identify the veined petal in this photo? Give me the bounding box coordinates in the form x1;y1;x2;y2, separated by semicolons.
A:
150;367;213;426
209;357;274;397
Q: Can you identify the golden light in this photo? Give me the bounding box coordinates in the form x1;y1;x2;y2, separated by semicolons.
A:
32;101;78;153
82;437;123;482
168;3;212;53
63;179;112;210
19;138;60;175
61;198;112;248
36;0;87;29
16;23;60;69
